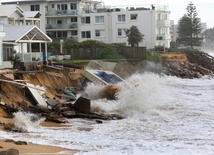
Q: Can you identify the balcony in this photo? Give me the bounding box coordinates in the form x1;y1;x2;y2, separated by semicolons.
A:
157;20;170;27
0;20;3;32
156;34;171;40
46;9;77;16
46;22;78;30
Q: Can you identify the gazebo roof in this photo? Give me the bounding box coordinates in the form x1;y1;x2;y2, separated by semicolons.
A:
3;25;52;43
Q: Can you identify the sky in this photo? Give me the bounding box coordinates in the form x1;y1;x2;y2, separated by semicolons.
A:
0;0;213;28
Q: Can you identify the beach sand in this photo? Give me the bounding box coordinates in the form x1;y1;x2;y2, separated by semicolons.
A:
0;116;78;155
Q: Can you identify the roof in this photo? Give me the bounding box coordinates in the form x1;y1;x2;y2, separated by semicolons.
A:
0;5;23;17
3;25;52;43
23;11;41;18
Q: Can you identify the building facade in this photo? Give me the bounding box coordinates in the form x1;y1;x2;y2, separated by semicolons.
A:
2;0;171;49
0;5;41;28
0;19;6;66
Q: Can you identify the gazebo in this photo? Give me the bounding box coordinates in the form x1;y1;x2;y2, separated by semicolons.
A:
3;25;52;64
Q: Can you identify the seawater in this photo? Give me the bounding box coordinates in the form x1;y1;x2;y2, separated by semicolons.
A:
1;70;214;154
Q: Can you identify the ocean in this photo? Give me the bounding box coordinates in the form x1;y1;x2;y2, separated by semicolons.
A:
1;54;214;155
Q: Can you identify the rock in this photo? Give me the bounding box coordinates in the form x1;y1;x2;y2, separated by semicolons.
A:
0;148;19;155
14;141;27;145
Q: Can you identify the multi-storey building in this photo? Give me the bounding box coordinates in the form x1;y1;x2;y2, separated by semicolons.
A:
0;5;41;28
2;0;171;49
0;19;6;66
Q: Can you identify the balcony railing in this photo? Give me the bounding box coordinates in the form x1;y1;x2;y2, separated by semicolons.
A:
157;20;170;27
0;19;3;32
46;9;77;16
46;22;78;29
156;34;171;40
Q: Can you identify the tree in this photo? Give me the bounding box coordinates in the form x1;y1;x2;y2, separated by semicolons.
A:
125;25;144;47
177;2;203;48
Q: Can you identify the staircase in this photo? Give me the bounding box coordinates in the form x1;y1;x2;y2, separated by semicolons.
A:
185;51;214;72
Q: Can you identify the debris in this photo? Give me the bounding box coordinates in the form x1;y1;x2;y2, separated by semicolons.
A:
73;97;91;113
26;83;47;107
82;69;124;85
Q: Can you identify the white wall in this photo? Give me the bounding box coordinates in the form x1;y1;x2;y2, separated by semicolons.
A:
18;3;46;32
0;32;6;66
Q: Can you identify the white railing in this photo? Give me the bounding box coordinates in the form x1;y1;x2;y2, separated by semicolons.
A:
0;19;3;32
16;52;43;62
157;20;171;27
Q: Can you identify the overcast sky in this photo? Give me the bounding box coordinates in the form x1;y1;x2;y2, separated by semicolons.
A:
0;0;213;28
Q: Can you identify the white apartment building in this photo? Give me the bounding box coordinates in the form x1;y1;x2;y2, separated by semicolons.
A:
2;0;171;49
0;5;41;28
0;19;6;66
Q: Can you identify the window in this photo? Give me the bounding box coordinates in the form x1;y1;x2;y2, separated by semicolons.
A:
163;14;168;20
3;47;13;61
95;30;105;37
51;4;55;9
57;4;60;10
118;14;125;22
71;17;77;23
130;14;138;20
81;16;90;24
118;28;126;36
57;20;62;24
57;4;67;10
57;31;67;38
70;3;77;10
61;4;67;10
95;16;104;23
71;30;78;36
81;31;91;38
30;4;40;11
157;14;161;20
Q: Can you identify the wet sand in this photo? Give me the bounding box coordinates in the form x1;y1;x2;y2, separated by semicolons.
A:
0;116;78;155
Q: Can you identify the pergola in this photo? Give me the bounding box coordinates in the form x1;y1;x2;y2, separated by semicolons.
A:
3;25;52;62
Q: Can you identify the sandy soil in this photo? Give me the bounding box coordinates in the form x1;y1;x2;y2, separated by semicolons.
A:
0;116;78;155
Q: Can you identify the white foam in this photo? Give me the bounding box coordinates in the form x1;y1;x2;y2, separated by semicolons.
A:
13;111;45;132
1;73;214;154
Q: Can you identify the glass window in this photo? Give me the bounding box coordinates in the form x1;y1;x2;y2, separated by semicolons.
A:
57;31;67;38
57;20;62;24
81;16;90;24
118;28;126;36
71;30;78;35
118;15;125;22
95;30;105;37
71;17;77;23
70;3;77;10
30;4;40;11
130;14;138;20
81;31;91;38
57;4;60;10
95;16;104;23
61;4;67;10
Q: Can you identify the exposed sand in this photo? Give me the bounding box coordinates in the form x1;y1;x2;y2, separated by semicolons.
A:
0;116;78;155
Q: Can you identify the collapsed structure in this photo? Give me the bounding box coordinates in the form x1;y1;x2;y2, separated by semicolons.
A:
0;60;133;131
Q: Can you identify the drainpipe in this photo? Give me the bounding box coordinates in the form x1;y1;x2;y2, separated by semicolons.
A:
45;42;47;64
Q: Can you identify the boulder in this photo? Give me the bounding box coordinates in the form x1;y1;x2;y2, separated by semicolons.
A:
0;148;19;155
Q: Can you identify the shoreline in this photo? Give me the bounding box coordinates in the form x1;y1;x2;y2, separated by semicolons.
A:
0;116;78;155
0;139;78;154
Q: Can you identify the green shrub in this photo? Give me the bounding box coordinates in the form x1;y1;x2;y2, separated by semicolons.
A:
146;51;162;63
100;44;124;59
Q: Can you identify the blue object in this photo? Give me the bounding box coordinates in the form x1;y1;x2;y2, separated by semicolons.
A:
65;89;76;98
95;71;123;84
43;52;51;63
